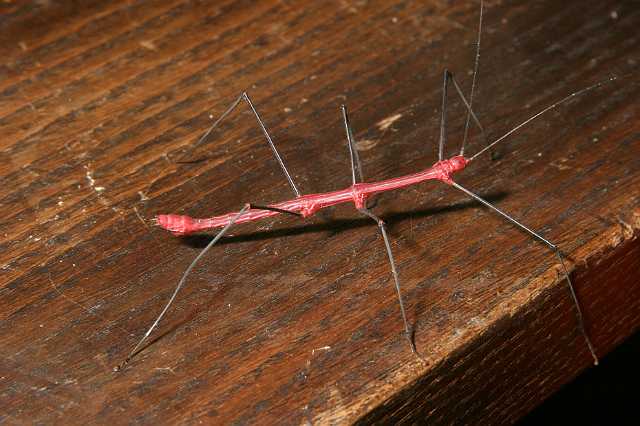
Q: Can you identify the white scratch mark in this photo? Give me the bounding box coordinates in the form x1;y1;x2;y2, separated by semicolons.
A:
85;170;96;187
311;346;331;356
85;166;107;194
139;40;158;51
355;138;378;151
377;113;402;131
155;367;177;375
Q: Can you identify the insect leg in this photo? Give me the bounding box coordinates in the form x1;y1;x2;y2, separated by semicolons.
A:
437;69;449;161
242;93;301;197
115;204;251;371
341;105;365;184
175;93;246;164
443;70;488;156
449;181;599;365
358;208;418;355
438;69;487;161
144;92;302;198
461;0;484;156
248;203;302;217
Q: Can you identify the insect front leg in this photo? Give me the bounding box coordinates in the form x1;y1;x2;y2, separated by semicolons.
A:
449;181;599;365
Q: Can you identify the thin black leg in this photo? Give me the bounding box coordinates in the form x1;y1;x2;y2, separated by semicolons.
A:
116;204;251;371
151;92;302;198
358;207;418;356
461;0;484;156
341;105;365;184
437;69;488;161
450;181;598;365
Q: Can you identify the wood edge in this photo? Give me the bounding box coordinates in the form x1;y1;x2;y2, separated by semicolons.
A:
329;207;640;424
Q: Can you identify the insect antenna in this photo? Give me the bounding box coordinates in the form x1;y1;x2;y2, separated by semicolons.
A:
468;75;622;162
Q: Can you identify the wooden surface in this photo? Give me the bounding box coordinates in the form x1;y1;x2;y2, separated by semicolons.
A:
1;0;639;424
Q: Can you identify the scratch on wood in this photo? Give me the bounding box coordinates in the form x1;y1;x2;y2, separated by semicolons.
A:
376;113;402;131
354;139;378;151
84;166;105;193
139;40;158;51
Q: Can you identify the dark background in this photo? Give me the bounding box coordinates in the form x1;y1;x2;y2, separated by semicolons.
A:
520;329;639;425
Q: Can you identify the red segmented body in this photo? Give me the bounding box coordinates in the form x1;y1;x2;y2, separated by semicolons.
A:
120;0;614;369
156;155;468;235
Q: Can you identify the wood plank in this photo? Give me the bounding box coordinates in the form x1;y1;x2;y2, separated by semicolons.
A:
1;0;638;423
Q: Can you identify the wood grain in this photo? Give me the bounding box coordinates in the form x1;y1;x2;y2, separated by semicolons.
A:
1;0;638;423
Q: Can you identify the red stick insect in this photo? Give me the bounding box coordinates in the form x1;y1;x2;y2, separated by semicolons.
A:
117;2;616;371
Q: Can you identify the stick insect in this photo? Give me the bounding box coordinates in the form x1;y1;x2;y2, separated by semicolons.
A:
117;0;616;371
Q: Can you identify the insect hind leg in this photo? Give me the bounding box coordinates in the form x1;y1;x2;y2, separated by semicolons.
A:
144;92;302;199
116;204;251;371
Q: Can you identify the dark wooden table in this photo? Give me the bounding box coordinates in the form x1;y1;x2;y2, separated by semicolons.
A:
1;0;638;424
